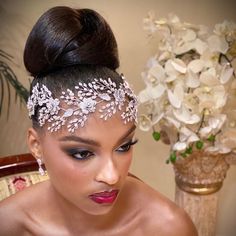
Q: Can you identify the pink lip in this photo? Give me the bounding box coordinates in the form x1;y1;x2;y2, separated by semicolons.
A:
89;190;119;204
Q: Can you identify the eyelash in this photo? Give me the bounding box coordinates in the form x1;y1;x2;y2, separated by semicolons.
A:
66;139;138;161
116;139;138;153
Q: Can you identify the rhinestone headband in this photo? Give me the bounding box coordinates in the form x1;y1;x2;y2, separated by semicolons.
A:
27;76;138;132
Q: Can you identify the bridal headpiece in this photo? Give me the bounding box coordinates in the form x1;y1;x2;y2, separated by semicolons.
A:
27;75;138;132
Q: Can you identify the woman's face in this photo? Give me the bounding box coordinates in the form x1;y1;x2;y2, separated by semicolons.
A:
37;112;136;216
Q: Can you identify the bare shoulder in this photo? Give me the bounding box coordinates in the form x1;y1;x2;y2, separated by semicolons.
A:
126;176;198;236
0;181;49;236
0;191;26;235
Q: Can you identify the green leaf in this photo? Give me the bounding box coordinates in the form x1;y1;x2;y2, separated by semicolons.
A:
152;131;161;141
207;134;215;142
180;152;187;158
0;49;13;62
185;146;193;154
170;152;177;163
0;55;29;119
5;73;11;119
196;140;204;149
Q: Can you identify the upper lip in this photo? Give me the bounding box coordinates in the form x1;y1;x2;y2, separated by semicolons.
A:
89;189;119;197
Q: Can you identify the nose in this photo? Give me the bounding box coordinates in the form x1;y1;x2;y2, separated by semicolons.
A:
95;156;120;186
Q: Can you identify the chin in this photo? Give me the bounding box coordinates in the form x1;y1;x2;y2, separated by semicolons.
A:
87;203;116;216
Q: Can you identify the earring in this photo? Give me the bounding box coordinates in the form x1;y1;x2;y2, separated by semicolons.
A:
37;158;45;176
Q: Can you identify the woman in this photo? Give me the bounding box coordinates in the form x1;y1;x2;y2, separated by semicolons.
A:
0;6;197;235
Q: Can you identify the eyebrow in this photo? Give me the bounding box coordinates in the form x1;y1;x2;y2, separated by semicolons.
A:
117;124;136;144
58;124;136;147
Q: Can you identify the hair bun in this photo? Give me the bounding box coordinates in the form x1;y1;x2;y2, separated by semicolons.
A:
24;6;119;77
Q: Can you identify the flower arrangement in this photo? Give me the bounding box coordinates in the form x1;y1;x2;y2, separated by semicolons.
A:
138;13;236;163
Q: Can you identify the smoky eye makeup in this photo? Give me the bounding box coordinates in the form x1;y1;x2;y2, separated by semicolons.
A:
62;147;95;161
60;130;138;161
116;138;139;153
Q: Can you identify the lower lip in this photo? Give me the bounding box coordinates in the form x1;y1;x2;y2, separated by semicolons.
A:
89;190;119;204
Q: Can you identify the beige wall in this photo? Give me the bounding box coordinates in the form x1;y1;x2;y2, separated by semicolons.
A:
0;0;235;235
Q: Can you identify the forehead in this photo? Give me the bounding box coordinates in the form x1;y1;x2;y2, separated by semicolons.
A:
79;111;135;137
46;111;136;142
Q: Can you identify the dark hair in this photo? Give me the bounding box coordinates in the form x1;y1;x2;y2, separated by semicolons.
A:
24;6;123;127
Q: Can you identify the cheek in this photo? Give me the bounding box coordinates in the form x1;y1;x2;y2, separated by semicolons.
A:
42;145;90;186
127;155;133;170
118;152;133;175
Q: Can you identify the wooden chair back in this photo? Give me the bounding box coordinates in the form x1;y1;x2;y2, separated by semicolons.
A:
0;153;48;201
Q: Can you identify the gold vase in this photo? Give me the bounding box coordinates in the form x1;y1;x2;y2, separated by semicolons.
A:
173;150;230;195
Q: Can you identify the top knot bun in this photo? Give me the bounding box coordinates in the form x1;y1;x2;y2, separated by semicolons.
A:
24;6;119;77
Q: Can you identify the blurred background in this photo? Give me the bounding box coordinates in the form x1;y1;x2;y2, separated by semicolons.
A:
0;0;235;235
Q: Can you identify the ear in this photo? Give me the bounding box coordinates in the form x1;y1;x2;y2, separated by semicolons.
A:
27;128;43;160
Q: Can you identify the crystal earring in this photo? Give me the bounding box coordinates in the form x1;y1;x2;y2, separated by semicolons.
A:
37;158;45;176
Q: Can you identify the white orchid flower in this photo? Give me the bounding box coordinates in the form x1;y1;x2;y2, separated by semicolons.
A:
199;114;227;138
146;56;159;69
138;114;152;131
206;142;232;154
143;11;157;33
182;29;197;42
164;59;187;84
173;141;187;151
154;13;181;28
152;112;164;125
214;20;236;37
191;38;208;55
199;126;212;138
198;25;209;37
158;51;172;61
138;83;166;104
193;85;227;111
186;70;201;88
139;13;236;157
173;105;200;124
207;35;229;54
199;49;219;68
220;64;234;84
199;67;220;86
179;126;199;143
206;145;231;154
138;88;150;104
167;83;184;108
174;41;194;55
148;64;166;82
209;114;227;129
183;93;199;114
173;126;199;151
165;115;181;129
187;59;205;73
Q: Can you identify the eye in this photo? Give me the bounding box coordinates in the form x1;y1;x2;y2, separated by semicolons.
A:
66;148;94;161
116;139;138;153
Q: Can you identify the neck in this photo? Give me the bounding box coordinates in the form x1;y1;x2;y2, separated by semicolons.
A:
47;181;122;233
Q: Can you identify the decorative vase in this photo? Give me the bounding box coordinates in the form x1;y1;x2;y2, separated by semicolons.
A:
173;150;231;236
173;150;230;195
174;150;229;195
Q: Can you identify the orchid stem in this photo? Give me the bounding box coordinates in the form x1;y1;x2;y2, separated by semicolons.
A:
196;109;206;135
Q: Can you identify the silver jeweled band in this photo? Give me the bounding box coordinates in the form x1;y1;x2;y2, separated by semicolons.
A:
27;75;138;132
